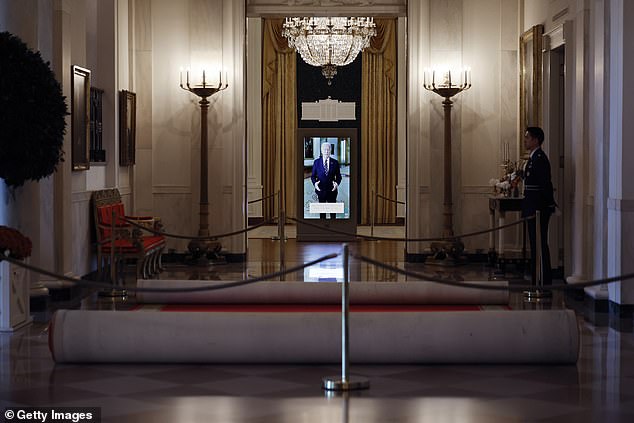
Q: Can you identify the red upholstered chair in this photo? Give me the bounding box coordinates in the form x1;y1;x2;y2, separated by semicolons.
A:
92;189;165;279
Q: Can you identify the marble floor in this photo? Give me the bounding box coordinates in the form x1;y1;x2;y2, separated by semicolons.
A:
2;234;634;422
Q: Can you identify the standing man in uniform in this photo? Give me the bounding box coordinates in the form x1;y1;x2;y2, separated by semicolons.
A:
311;142;342;219
522;126;557;285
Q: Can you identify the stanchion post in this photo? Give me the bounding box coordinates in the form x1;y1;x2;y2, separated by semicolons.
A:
277;190;282;238
110;209;116;286
279;207;286;281
322;244;369;391
342;243;349;382
523;211;550;301
370;189;375;236
535;210;542;289
272;191;283;241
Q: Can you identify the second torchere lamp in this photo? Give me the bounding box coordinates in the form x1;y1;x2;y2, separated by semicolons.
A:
423;66;471;265
180;68;228;260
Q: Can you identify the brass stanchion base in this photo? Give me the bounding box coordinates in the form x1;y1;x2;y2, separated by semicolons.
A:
98;288;127;298
322;376;370;391
523;288;552;303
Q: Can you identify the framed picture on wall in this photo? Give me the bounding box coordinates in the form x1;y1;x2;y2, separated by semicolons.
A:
519;24;543;158
119;90;136;166
71;65;91;171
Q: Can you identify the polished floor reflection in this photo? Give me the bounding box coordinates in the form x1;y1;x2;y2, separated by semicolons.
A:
2;234;634;422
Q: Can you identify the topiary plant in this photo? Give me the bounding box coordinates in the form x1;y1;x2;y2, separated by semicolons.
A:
0;31;68;187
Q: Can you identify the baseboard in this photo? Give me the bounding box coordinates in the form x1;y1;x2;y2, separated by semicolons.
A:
404;252;428;263
565;290;608;327
404;251;491;264
563;291;634;330
247;219;407;226
608;301;634;332
248;217;265;226
224;252;247;263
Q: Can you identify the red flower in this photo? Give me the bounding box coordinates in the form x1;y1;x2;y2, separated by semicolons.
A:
0;226;32;260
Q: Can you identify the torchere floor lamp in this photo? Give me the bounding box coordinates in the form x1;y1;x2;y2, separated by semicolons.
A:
423;67;471;265
180;69;228;260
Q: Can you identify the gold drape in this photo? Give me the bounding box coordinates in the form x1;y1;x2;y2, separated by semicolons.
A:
262;19;297;219
361;18;397;224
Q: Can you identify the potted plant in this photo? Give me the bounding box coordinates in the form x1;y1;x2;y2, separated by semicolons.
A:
0;225;33;331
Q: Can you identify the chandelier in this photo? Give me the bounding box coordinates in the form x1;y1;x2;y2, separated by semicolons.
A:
282;17;376;85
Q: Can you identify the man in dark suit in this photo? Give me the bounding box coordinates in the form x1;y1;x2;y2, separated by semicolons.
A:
522;126;556;286
311;143;342;219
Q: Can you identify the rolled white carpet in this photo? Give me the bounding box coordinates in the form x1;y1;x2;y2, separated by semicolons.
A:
49;309;578;364
135;280;509;305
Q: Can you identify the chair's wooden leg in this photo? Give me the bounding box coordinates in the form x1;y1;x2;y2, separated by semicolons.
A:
157;246;165;272
148;249;156;276
142;254;150;279
103;255;110;280
156;246;165;274
136;256;143;280
152;249;160;275
97;250;103;278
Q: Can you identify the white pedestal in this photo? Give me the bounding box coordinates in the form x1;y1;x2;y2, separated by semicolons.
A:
0;259;33;332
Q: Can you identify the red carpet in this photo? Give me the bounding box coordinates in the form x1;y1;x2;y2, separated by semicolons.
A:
157;304;488;312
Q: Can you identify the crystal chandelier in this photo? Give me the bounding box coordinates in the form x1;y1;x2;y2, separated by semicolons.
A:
282;17;376;85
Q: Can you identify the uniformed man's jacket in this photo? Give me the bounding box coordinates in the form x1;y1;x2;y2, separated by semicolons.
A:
522;148;556;217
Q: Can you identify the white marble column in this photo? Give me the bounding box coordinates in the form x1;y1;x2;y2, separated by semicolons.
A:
396;17;407;219
97;0;118;188
220;0;246;256
405;0;432;257
586;0;610;300
51;0;74;279
132;0;154;217
246;17;263;221
607;0;634;305
566;3;591;285
0;0;51;298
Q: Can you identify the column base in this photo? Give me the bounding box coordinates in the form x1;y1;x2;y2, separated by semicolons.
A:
565;274;587;284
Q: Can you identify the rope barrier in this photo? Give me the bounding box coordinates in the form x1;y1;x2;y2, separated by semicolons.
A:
352;253;634;292
0;252;338;293
121;216;278;241
4;243;634;296
287;215;532;242
247;192;277;205
376;193;406;205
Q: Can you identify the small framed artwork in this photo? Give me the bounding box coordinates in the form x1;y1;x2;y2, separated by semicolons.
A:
119;90;136;166
519;24;543;157
71;65;91;170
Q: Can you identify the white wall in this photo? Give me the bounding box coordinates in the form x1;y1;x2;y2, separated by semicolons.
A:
137;0;246;254
524;0;634;306
407;0;520;255
0;0;136;278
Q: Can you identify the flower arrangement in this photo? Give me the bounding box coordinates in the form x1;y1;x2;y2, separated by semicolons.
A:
0;226;33;260
489;159;525;197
